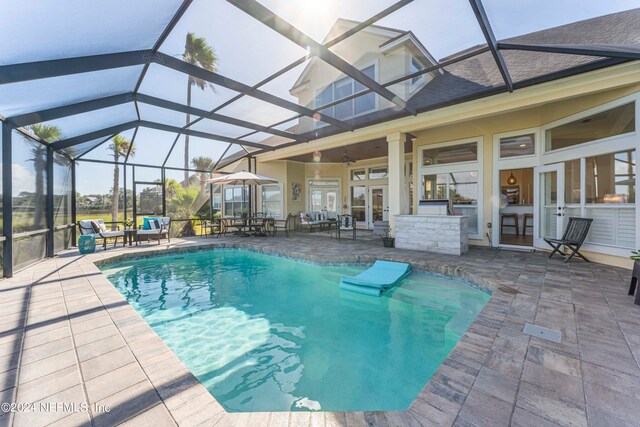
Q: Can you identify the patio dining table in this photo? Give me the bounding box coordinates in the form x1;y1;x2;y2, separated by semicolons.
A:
224;216;273;237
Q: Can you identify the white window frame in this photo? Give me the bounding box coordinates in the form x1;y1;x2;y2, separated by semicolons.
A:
542;94;637;158
222;185;248;217
258;183;284;219
420;136;480;168
419;137;484;240
409;57;425;93
497;128;538;160
541;93;639;256
314;61;379;124
306;177;342;213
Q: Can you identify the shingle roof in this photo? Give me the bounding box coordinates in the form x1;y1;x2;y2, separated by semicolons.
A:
409;8;640;111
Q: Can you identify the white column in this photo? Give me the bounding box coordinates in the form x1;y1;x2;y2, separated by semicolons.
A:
387;132;406;237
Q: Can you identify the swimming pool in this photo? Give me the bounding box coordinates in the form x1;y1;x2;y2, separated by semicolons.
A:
102;249;489;412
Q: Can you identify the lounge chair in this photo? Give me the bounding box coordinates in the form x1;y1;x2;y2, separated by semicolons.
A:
137;217;171;244
544;217;593;262
336;214;356;241
77;219;124;250
340;260;411;296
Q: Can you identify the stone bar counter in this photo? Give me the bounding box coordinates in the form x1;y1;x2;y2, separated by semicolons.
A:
394;215;469;255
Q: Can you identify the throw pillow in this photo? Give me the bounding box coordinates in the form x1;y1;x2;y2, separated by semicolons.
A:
90;220;101;233
149;219;160;230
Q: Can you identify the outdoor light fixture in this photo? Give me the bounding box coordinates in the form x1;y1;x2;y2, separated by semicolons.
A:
507;171;518;185
313;150;322;162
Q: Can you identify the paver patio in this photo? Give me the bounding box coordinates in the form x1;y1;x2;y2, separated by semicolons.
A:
0;232;638;426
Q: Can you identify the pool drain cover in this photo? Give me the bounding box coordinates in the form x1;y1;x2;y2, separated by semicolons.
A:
522;323;562;343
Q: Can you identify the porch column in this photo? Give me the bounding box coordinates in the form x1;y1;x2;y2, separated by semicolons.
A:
387;132;405;236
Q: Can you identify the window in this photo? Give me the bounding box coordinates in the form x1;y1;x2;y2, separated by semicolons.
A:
315;65;376;120
585;150;635;204
351;186;366;222
422;172;479;234
368;167;388;180
410;58;424;86
545;103;635;151
261;184;282;218
565;159;581;205
351;169;366;181
556;149;636;250
422;142;477;166
223;186;248;216
499;134;535;158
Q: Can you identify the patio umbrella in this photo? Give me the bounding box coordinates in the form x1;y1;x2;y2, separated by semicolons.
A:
207;171;277;215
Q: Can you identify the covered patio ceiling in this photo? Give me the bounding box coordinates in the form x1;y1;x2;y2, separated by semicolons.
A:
1;0;639;173
282;136;413;163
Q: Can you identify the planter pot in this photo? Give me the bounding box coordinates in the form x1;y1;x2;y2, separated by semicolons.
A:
382;238;395;248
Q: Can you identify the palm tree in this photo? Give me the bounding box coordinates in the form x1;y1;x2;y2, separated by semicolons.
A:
27;124;61;229
171;185;200;236
191;156;215;194
183;32;217;185
109;134;135;229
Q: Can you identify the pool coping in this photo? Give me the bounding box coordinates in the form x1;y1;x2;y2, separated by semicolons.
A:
4;236;636;426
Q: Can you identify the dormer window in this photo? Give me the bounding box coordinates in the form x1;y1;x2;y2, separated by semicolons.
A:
410;57;425;88
315;64;377;122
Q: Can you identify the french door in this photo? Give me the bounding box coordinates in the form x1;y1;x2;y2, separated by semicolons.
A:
534;164;565;248
368;185;389;228
309;187;339;214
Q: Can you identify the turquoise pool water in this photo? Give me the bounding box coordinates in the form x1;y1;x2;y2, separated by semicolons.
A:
102;249;489;412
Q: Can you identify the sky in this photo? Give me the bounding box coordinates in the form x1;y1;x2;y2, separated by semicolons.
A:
1;0;639;194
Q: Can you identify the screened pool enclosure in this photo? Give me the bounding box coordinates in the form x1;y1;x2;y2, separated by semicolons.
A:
1;0;639;276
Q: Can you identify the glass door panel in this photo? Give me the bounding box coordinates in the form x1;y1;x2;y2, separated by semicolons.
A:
368;185;389;228
310;190;322;212
351;185;366;227
325;190;338;213
534;164;565;248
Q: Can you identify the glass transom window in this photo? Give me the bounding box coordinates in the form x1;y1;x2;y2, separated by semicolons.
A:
422;142;477;166
545;103;635;151
499;134;535;158
316;65;376;120
368;167;388;180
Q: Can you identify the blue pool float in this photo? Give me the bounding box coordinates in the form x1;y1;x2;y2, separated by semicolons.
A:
340;260;411;296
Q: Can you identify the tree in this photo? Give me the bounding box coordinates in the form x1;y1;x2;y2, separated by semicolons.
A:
164;178;182;199
191;156;214;194
27;124;61;229
109;134;135;229
183;32;217;185
170;185;200;236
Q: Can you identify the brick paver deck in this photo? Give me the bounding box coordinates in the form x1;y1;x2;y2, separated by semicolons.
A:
0;232;638;426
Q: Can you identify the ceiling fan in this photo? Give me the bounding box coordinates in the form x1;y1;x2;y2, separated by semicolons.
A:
342;149;356;165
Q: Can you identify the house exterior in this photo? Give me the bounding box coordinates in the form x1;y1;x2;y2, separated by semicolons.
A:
221;10;640;267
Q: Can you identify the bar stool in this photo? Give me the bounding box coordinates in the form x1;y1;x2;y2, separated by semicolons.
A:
500;213;519;236
522;213;534;237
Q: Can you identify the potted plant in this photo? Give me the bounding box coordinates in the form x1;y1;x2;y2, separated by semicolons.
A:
631;250;640;269
124;218;134;230
382;227;394;248
240;208;249;219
